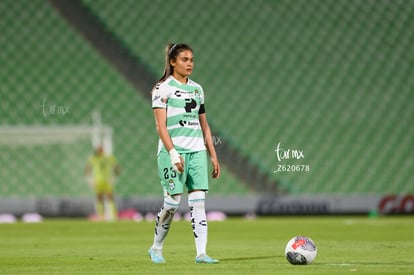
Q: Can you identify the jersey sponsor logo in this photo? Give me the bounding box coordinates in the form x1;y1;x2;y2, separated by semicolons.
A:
183;113;197;119
173;89;202;99
184;98;197;112
179;120;199;127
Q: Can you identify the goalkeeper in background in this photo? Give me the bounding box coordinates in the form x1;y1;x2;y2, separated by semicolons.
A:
85;145;121;221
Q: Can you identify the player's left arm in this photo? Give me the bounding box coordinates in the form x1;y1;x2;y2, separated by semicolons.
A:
109;156;121;185
112;156;121;176
114;164;121;176
199;111;220;179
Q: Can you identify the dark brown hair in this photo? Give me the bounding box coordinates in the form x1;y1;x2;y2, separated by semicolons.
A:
158;43;193;82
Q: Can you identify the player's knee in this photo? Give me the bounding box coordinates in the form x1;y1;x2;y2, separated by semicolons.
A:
188;191;205;209
163;194;181;214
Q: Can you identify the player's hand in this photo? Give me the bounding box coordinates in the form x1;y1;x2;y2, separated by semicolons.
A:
169;148;184;173
211;157;220;179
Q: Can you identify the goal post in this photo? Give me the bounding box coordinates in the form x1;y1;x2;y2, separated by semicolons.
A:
0;113;113;198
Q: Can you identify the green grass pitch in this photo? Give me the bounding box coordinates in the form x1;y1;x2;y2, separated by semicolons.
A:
1;216;414;274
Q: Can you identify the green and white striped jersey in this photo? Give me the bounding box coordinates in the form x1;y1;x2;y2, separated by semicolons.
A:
152;76;206;154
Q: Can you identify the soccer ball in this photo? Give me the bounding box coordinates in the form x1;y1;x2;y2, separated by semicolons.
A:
285;236;317;265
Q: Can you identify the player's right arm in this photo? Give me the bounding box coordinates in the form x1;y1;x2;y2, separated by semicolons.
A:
153;108;184;173
152;82;184;173
84;158;94;186
153;108;174;152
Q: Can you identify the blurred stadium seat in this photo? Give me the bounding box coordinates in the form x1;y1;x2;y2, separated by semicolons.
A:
0;0;412;201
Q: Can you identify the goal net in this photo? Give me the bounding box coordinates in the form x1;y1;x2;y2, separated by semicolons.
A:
0;114;113;198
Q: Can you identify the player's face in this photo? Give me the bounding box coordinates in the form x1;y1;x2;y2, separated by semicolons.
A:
171;50;194;80
96;146;104;155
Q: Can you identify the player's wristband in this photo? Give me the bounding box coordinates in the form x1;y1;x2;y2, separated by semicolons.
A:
169;148;181;173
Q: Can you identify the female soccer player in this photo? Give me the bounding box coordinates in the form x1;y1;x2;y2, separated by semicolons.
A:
148;43;221;264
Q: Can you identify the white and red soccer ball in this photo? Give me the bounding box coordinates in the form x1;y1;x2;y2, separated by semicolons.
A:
285;236;317;265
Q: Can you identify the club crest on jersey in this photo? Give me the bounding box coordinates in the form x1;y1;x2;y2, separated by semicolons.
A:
168;179;175;190
194;89;202;99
